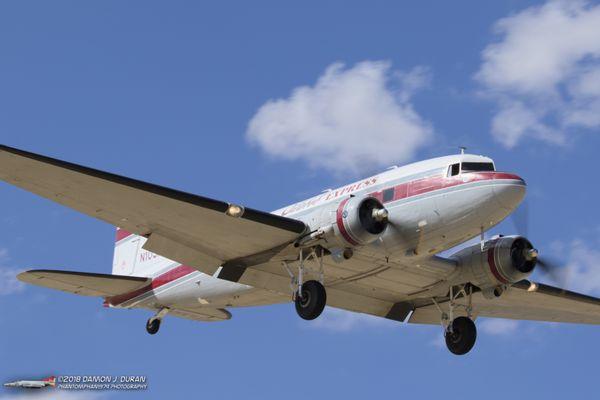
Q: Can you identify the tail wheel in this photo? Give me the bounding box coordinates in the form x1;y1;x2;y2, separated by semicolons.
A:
444;316;477;355
146;318;161;335
295;280;326;320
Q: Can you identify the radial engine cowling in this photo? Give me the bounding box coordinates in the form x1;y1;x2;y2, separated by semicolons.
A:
333;196;389;246
451;235;537;294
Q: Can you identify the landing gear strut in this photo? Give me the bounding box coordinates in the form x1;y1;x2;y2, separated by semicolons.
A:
146;308;169;335
283;247;327;320
432;284;477;355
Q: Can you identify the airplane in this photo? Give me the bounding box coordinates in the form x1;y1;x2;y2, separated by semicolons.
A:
1;143;599;356
4;376;56;389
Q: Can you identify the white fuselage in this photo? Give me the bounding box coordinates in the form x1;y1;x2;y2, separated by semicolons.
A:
107;153;525;311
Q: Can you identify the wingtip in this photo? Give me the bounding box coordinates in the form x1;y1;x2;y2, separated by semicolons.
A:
16;270;34;282
16;269;48;282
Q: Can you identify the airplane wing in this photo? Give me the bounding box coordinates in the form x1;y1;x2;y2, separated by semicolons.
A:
17;270;151;297
213;247;600;326
408;280;600;325
0;145;307;270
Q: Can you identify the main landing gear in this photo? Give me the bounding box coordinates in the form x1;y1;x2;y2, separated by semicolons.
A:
444;316;477;355
283;247;327;320
295;280;327;320
146;308;169;335
433;284;477;355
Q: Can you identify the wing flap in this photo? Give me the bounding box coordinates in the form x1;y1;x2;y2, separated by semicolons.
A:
168;307;232;322
17;270;151;297
0;145;307;269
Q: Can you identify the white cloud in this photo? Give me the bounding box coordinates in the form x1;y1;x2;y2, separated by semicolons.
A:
559;238;600;295
0;249;24;296
479;318;519;335
306;306;397;332
246;61;433;175
476;0;600;147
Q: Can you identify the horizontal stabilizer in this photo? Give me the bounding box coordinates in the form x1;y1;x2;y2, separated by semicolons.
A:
18;270;151;297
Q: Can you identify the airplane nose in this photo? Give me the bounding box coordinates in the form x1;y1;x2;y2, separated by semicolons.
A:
493;174;526;210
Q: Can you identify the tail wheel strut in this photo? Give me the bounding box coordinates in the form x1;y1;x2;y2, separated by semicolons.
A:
146;307;169;335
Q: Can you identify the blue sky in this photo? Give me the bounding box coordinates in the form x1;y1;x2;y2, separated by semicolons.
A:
1;1;600;399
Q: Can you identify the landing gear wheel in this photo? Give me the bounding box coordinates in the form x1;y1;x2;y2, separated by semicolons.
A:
295;280;326;320
444;316;476;355
146;318;161;335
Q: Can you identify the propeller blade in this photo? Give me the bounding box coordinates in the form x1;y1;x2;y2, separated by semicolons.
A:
536;256;568;287
508;198;569;288
511;200;529;237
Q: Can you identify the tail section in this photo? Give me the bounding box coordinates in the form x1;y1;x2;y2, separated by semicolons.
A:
43;376;56;387
112;228;173;278
112;228;139;276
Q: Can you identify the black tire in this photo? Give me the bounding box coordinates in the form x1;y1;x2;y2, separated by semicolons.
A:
295;280;326;320
146;318;161;335
444;316;477;355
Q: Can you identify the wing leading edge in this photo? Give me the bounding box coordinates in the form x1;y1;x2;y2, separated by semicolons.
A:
0;145;307;270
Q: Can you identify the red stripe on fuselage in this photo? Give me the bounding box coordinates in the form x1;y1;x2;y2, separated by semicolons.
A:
106;265;196;306
373;172;523;205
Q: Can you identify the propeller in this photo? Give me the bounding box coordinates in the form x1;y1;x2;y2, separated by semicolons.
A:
511;199;568;287
536;257;568;287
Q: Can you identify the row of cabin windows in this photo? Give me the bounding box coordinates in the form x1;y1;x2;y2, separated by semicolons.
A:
379;161;495;203
448;162;494;176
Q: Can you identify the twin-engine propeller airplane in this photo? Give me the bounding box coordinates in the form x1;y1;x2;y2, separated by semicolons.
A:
4;376;55;389
2;144;599;355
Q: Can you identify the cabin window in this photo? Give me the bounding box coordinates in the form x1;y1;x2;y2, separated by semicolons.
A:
448;163;460;176
382;188;395;203
461;162;495;172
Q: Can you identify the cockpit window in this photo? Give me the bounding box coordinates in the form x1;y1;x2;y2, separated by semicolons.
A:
461;162;495;172
448;163;460;176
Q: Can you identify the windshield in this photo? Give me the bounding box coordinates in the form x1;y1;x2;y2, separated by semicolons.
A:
461;162;495;172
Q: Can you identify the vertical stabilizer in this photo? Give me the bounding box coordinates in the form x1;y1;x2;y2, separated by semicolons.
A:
112;228;141;276
112;228;174;278
43;376;56;387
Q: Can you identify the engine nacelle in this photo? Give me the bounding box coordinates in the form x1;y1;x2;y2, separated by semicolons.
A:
332;196;389;246
296;196;389;252
451;236;537;295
